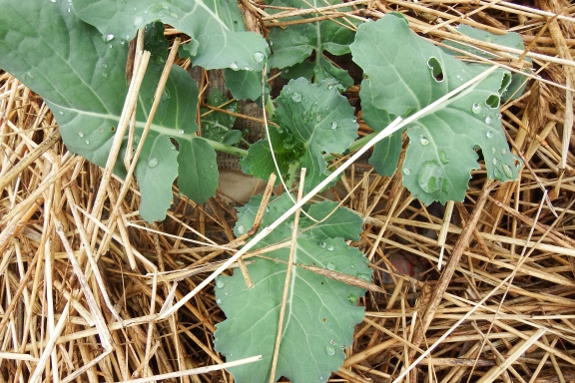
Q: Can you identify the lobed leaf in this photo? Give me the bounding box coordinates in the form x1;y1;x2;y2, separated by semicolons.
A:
73;0;270;71
0;1;218;221
242;78;358;192
267;0;356;89
215;195;370;383
351;14;519;204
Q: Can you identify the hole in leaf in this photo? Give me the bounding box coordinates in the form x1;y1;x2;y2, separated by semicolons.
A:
322;317;327;323
485;94;500;109
110;126;115;132
498;72;511;94
427;57;443;82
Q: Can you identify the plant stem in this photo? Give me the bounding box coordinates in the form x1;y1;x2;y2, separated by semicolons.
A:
204;138;248;157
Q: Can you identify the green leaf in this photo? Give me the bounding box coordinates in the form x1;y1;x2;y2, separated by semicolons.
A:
177;138;218;204
73;0;270;71
440;24;530;101
224;69;264;101
351;14;519;204
267;0;357;88
360;84;403;177
215;195;370;383
242;78;358;192
0;1;218;221
201;89;242;146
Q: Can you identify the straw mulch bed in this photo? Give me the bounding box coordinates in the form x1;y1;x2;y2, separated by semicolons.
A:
1;0;574;382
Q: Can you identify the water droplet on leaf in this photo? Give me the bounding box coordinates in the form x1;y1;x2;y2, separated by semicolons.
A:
325;346;335;356
229;61;239;70
471;103;481;114
148;157;159;168
105;34;114;43
78;132;84;138
501;148;506;155
491;147;496;154
253;51;265;63
419;136;429;146
485;116;492;124
357;273;371;282
327;245;334;251
486;131;494;138
492;158;498;165
216;298;222;304
330;122;338;130
327;262;335;270
418;160;446;193
503;164;513;178
216;279;224;288
85;140;90;145
237;225;245;234
402;168;411;175
291;92;302;103
320;242;327;248
178;129;184;135
439;150;449;164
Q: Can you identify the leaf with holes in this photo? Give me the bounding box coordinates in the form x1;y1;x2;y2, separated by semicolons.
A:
440;24;531;101
215;194;370;383
73;0;270;71
0;1;218;222
241;78;358;192
351;14;519;204
267;0;356;89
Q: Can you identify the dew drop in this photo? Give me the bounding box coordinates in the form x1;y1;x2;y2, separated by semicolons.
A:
148;157;159;168
120;39;125;45
471;103;481;114
418;160;446;193
325;346;335;356
320;241;327;248
501;148;506;155
503;164;513;178
170;146;176;151
224;291;229;296
85;140;90;145
327;84;334;90
67;7;70;12
216;279;224;288
419;136;429;146
491;147;496;154
439;150;449;164
347;293;358;303
492;158;498;165
485;116;492;124
178;129;184;135
330;122;338;130
253;51;265;63
319;376;324;381
105;34;114;43
327;262;335;270
291;92;302;103
237;225;245;234
402;168;411;175
108;44;112;49
229;61;239;70
244;66;251;71
497;113;502;120
350;264;355;269
486;131;494;139
50;0;56;2
58;111;64;115
216;298;222;304
327;245;334;251
78;132;84;138
102;72;107;78
102;63;108;69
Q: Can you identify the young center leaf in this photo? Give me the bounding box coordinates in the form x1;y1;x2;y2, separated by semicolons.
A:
241;78;358;192
215;194;371;383
73;0;270;71
267;0;356;89
351;14;519;205
0;1;218;222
